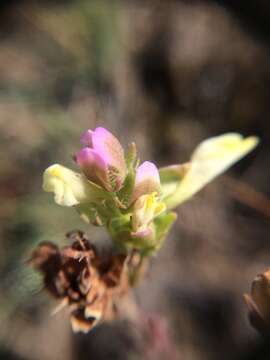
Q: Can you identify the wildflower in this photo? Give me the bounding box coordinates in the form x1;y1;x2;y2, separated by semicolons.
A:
42;131;258;252
76;127;126;192
131;193;166;240
130;161;161;203
38;128;259;332
160;133;259;209
43;164;106;206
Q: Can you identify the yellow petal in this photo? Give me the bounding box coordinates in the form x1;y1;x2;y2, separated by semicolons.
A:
164;133;259;209
43;164;104;206
154;202;166;217
132;193;166;232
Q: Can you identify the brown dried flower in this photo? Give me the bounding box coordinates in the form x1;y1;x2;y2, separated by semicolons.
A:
29;230;131;333
244;268;270;335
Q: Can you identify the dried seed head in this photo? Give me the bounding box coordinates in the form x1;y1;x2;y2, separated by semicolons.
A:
30;231;130;333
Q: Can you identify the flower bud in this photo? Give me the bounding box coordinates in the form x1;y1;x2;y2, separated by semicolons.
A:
76;148;109;189
131;161;161;203
76;127;126;192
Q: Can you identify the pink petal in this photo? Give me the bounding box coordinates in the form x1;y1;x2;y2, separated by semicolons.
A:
76;148;108;188
131;227;153;241
136;161;160;184
131;161;161;203
80;129;94;147
92;127;126;178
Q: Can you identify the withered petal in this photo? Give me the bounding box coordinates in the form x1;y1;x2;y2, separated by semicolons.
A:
29;242;60;272
244;293;269;334
51;297;69;316
251;274;270;320
30;231;131;333
70;309;99;334
85;301;103;320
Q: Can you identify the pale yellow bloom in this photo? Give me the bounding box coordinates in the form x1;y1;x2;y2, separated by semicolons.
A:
161;133;259;209
43;164;104;206
132;192;166;235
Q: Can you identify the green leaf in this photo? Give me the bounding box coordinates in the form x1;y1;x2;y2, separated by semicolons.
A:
75;203;104;225
108;215;131;240
117;168;136;207
116;142;138;207
125;142;137;170
153;211;177;251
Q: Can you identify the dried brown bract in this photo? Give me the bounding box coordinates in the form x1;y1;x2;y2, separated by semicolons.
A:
29;230;131;333
244;269;270;335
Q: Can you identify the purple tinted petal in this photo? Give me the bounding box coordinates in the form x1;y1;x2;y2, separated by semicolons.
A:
76;148;108;188
131;227;153;240
131;161;161;202
76;148;107;170
136;161;160;184
80;129;94;147
92;127;126;178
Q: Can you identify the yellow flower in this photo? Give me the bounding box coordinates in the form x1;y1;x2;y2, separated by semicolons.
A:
43;164;105;206
160;133;259;209
132;192;166;238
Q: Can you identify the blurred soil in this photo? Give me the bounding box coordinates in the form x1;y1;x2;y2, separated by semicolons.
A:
1;1;270;359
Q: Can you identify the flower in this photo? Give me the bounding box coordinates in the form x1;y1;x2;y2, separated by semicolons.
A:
76;127;126;192
38;129;260;333
131;192;166;239
160;133;259;209
42;131;259;251
131;161;161;203
43;164;106;206
128;161;165;242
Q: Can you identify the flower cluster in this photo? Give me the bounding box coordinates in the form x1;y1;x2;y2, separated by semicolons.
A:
39;126;258;332
43;127;258;255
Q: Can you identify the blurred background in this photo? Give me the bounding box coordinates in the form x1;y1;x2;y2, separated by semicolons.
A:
0;0;270;359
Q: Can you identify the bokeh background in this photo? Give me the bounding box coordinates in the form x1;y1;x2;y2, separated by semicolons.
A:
0;1;270;359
